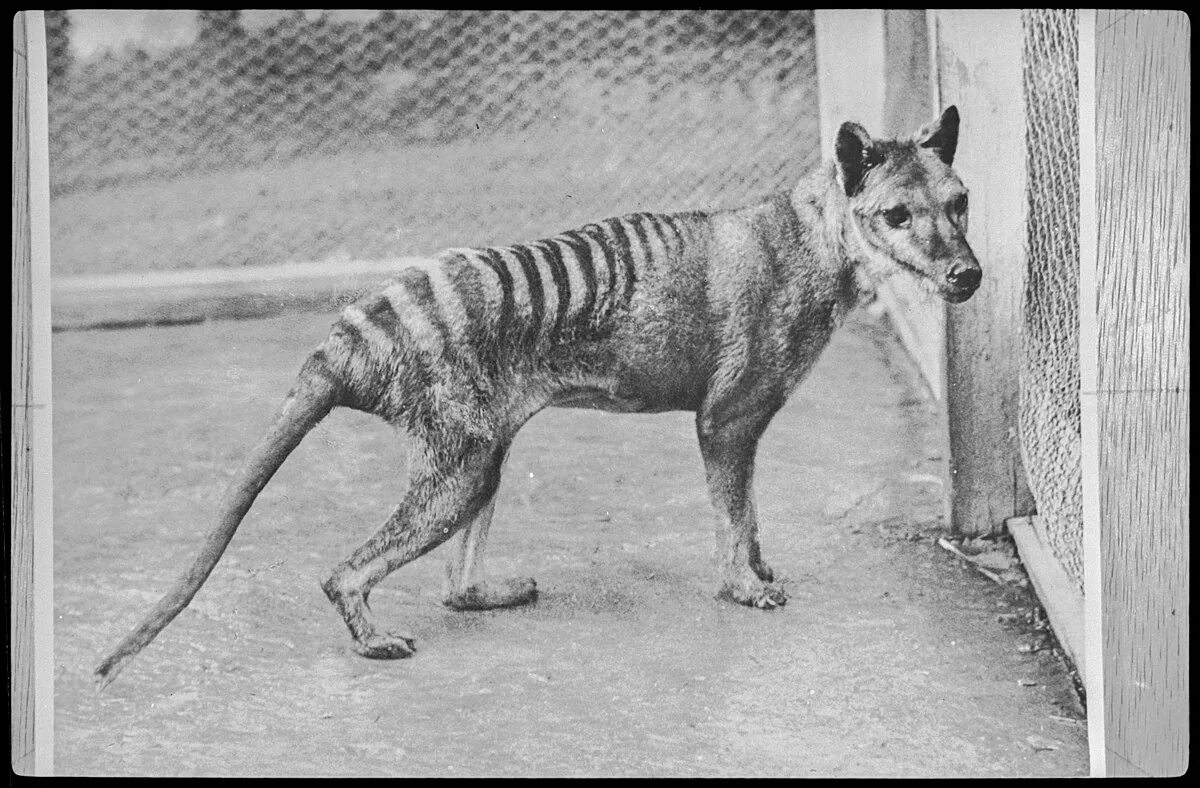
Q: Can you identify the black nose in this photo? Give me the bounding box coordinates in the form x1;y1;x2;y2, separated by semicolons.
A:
945;263;981;290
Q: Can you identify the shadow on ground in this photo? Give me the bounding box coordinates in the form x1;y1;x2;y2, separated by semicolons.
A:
52;310;1087;777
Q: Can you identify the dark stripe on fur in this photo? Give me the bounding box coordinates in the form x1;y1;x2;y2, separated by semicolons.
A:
354;296;436;416
478;248;515;348
604;217;638;304
361;294;402;340
581;223;618;316
333;314;369;354
641;213;674;258
400;268;454;352
510;245;546;342
444;253;491;348
557;230;598;331
627;214;657;274
657;213;686;252
535;239;573;341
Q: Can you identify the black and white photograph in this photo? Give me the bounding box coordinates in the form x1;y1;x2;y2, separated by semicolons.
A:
12;9;1188;778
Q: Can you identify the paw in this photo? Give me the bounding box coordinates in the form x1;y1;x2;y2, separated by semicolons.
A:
717;575;788;610
444;577;538;611
353;631;417;660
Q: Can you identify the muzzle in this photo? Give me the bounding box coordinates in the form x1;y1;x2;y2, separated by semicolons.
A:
942;256;982;303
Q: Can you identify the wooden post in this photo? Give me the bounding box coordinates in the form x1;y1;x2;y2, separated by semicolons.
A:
930;10;1035;536
1092;10;1189;777
11;10;54;776
11;11;36;776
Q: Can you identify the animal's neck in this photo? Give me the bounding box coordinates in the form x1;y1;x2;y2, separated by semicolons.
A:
789;163;868;312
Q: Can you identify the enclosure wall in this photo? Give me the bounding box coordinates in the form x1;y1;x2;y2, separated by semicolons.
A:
45;10;820;277
1093;9;1190;777
12;11;37;775
11;10;55;776
1019;9;1083;592
931;11;1037;538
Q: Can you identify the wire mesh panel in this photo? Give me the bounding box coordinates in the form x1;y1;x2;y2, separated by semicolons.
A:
1019;9;1082;590
46;10;818;276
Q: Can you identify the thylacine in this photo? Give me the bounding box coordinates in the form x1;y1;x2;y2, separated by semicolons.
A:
96;106;980;686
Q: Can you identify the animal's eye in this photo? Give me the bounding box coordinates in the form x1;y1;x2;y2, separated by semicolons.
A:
951;194;969;215
882;206;911;228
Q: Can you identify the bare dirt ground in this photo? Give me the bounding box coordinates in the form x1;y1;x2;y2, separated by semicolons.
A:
52;310;1087;777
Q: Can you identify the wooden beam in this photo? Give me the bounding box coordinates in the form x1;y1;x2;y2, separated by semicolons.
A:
12;9;55;776
930;10;1036;536
11;11;36;775
1007;516;1086;682
1093;10;1189;777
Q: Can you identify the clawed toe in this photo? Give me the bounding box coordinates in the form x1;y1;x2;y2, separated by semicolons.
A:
754;586;787;608
718;575;789;610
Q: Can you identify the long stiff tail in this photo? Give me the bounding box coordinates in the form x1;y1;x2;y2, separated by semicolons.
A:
94;362;339;688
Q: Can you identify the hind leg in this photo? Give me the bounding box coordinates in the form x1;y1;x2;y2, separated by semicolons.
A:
320;439;506;659
442;486;538;611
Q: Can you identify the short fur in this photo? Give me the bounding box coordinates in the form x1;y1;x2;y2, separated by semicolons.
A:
96;107;981;687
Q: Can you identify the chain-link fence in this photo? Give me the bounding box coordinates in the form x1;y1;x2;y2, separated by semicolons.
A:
46;10;818;276
1020;9;1082;591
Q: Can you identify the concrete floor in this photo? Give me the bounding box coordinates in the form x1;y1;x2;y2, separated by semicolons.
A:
52;309;1087;776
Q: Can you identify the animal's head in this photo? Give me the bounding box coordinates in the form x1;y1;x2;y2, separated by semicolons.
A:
835;106;981;303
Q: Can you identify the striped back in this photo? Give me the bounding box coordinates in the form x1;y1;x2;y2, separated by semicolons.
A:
338;211;698;370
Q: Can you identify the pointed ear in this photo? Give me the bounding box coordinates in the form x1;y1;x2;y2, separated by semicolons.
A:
914;105;959;165
835;121;883;197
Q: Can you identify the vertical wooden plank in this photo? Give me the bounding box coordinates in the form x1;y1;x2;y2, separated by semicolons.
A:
1095;9;1189;778
30;9;56;774
882;10;934;138
877;9;946;400
1075;8;1108;777
931;10;1036;536
13;9;55;775
11;9;36;777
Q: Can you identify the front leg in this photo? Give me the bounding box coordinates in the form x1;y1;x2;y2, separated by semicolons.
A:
696;410;787;609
